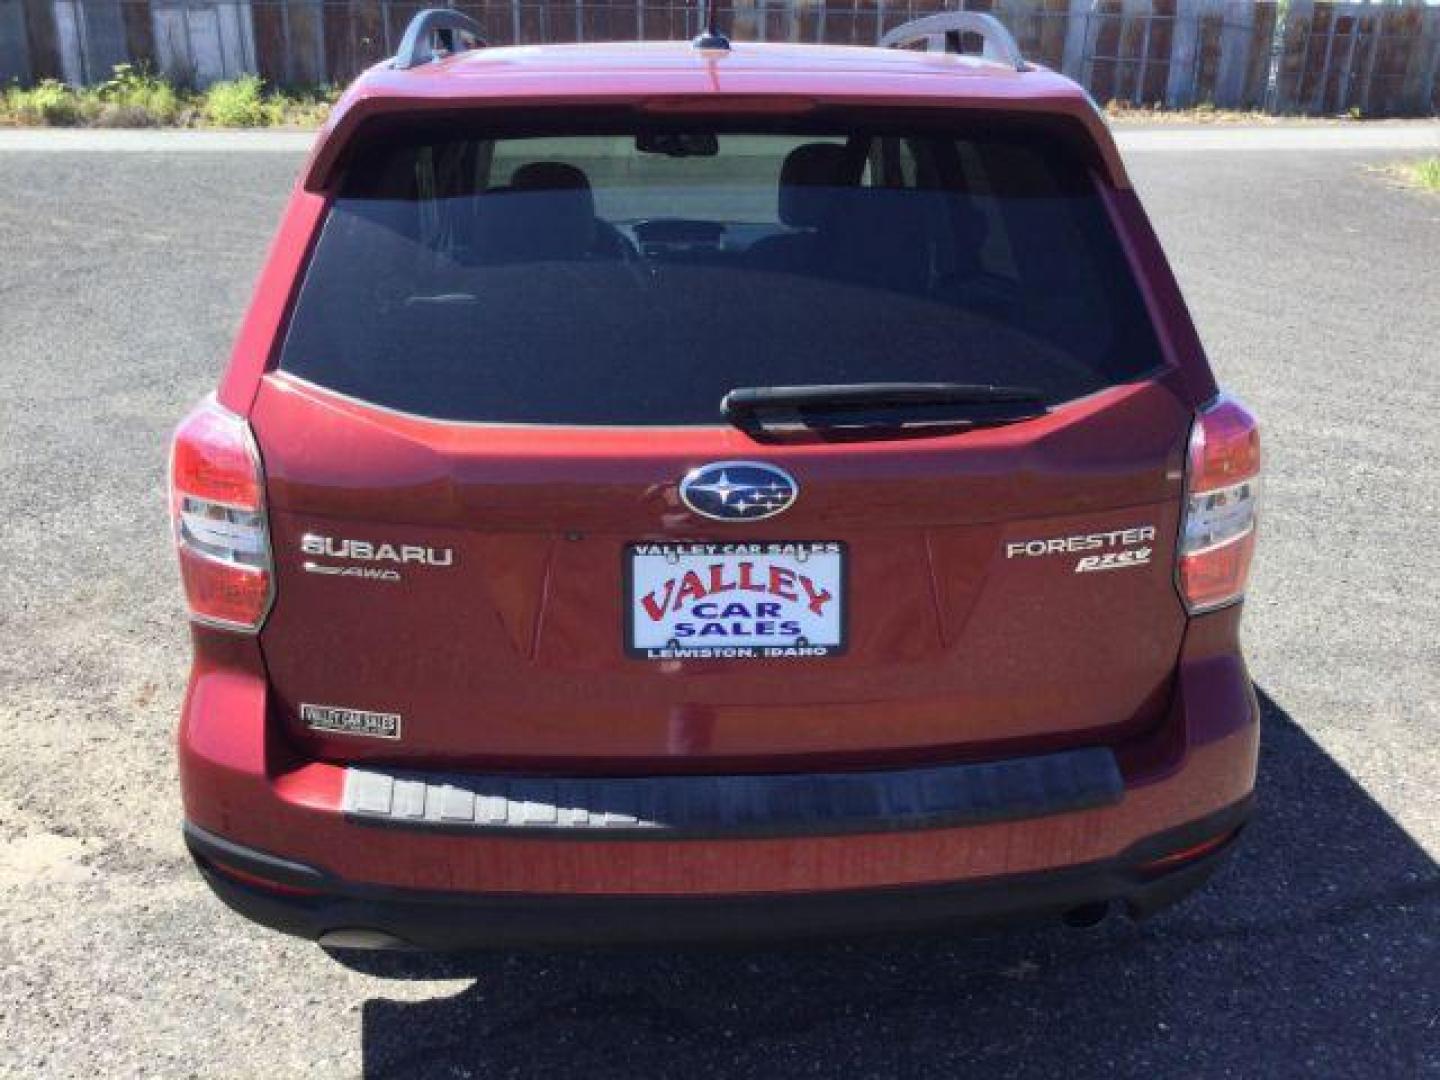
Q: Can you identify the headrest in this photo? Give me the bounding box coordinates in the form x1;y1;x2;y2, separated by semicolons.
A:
511;162;596;214
778;143;850;228
473;161;596;261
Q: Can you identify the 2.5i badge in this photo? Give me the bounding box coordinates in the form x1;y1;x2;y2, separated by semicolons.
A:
301;703;401;740
626;541;845;660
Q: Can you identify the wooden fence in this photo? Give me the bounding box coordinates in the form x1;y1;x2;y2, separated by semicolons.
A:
2;0;1438;115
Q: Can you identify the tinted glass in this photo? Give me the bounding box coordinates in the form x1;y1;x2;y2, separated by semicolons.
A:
279;116;1165;425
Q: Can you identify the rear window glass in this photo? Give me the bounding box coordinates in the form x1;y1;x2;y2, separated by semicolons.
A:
279;112;1165;425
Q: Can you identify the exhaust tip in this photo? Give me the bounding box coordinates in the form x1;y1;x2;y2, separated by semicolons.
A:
318;927;410;950
1061;900;1112;930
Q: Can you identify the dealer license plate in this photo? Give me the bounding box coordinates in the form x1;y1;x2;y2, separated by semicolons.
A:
625;542;846;660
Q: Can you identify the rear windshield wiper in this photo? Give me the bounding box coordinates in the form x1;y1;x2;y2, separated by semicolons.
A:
721;383;1048;441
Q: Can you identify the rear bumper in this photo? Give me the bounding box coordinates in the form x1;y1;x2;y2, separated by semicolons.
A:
179;608;1259;945
186;799;1249;948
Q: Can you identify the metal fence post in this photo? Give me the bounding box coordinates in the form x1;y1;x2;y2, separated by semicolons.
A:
1311;2;1339;112
0;0;34;83
1283;0;1314;113
51;0;84;82
1357;8;1378;115
1401;4;1440;114
1166;0;1205;107
1059;0;1088;82
1132;2;1153;106
1213;0;1248;106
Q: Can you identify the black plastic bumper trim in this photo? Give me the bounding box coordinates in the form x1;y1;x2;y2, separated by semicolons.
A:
184;796;1252;949
339;747;1123;839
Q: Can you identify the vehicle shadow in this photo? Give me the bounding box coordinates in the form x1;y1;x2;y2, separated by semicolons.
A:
348;689;1438;1079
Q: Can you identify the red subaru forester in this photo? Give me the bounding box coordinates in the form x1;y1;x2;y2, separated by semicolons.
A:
171;11;1261;948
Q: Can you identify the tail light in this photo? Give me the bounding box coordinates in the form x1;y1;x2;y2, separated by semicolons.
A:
169;397;273;631
1178;395;1260;613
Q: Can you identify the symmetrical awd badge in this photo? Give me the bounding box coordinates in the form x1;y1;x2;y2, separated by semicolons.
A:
679;461;798;522
300;533;455;582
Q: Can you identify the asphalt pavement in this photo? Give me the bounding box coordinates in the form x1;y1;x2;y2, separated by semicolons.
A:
0;125;1437;1079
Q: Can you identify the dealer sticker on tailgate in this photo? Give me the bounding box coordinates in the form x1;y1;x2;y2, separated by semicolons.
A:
626;542;846;660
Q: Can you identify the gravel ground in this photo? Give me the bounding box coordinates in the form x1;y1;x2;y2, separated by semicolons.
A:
0;136;1437;1079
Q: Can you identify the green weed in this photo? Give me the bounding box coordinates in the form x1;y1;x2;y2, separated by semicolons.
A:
3;79;87;126
1408;157;1440;193
202;75;278;127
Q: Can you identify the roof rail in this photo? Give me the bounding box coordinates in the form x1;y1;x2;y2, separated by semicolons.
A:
393;8;486;71
879;13;1026;72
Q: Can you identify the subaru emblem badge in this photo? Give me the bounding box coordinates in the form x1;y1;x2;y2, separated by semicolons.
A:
679;461;798;522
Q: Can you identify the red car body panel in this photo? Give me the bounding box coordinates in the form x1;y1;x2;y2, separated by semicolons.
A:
251;371;1191;772
180;38;1259;944
181;607;1255;896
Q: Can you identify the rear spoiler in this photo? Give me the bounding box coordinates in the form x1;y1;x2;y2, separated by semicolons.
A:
302;95;1128;194
299;8;1126;194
